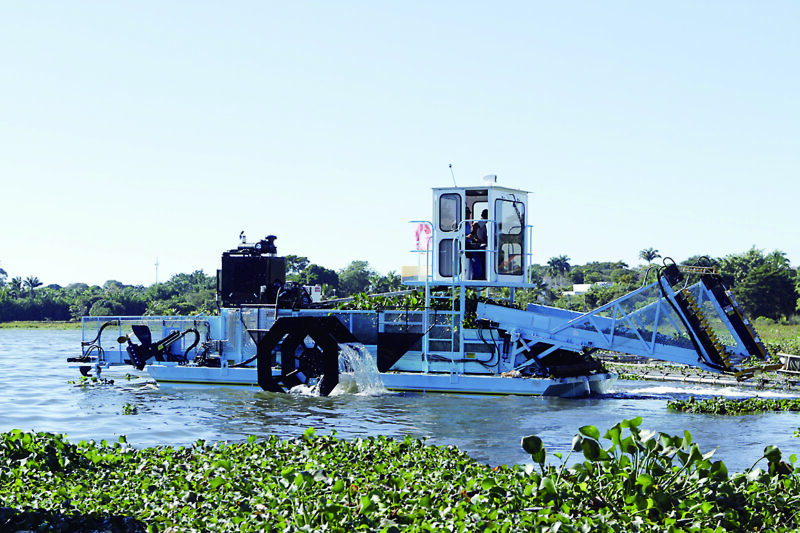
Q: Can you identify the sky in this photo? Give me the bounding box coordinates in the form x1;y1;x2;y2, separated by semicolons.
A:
1;2;798;287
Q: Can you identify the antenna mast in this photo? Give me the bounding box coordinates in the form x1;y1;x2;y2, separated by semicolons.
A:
449;163;458;187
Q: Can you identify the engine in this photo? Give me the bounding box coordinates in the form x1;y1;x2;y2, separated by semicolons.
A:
216;235;311;309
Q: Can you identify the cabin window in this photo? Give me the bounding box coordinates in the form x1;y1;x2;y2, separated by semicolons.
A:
439;194;461;232
439;238;461;277
495;199;525;276
495;199;524;235
498;243;523;275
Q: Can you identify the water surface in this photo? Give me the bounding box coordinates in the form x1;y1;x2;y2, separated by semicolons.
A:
1;329;799;471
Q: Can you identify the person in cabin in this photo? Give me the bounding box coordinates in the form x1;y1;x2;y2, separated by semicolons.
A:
470;209;488;280
465;208;476;279
475;210;488;243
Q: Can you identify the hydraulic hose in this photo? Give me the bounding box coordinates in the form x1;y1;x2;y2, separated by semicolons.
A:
81;319;120;347
76;319;120;361
182;328;200;360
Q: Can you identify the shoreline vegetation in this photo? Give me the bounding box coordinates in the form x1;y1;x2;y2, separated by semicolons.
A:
2;422;799;532
1;246;799;333
0;320;80;329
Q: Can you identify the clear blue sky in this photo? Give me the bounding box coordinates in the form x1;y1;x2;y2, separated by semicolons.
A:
1;2;798;286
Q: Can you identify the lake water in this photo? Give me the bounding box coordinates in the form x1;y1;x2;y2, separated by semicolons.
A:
2;328;800;472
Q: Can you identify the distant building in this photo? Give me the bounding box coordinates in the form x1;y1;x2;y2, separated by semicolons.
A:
304;285;323;303
562;281;612;296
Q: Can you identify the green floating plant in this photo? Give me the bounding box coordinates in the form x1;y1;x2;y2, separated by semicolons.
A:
520;417;800;531
669;395;800;415
1;422;800;532
68;375;115;387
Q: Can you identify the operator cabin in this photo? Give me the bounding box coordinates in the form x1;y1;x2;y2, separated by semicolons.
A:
404;179;531;289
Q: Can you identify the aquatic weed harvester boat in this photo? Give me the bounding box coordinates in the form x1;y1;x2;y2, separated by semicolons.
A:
69;180;774;397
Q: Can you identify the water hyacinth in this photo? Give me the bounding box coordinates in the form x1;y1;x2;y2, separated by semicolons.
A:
0;422;799;532
522;416;800;532
669;396;800;415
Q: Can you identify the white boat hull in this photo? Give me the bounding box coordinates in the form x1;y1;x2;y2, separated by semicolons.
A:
146;363;616;397
381;371;615;397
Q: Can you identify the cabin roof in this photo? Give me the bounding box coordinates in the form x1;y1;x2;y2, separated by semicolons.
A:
431;185;530;195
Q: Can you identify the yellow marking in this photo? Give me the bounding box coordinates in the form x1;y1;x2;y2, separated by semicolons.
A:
679;265;720;275
156;380;261;387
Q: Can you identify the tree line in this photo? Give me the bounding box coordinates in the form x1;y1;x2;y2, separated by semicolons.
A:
0;247;797;323
529;247;798;322
0;259;402;322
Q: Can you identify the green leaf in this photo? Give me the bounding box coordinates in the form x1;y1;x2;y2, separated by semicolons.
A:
214;459;232;471
331;479;345;493
710;460;728;480
621;416;642;429
579;425;600;440
687;443;703;465
682;429;692;446
539;476;556;495
521;435;546;465
521;435;543;455
620;436;637;455
294;473;312;487
635;474;654;491
764;445;782;463
604;424;622;447
581;439;602;462
360;495;375;514
209;476;225;490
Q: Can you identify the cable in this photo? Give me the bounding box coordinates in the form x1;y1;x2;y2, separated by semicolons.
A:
641;265;658;288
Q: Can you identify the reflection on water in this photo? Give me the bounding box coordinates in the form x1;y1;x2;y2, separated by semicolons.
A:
1;329;799;471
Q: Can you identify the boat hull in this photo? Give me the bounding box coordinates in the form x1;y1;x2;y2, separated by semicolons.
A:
146;363;616;397
379;371;614;397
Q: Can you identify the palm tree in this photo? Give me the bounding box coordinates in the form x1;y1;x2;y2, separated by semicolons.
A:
9;277;22;298
547;255;571;277
24;276;42;298
639;248;661;264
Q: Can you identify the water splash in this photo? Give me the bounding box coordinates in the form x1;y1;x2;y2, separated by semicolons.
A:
288;383;321;396
615;383;800;399
333;343;389;396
